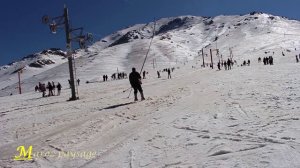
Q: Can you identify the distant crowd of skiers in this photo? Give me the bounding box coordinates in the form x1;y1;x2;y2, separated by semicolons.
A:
33;49;300;101
258;56;274;65
110;72;127;80
241;60;251;66
162;68;174;79
35;81;62;97
217;58;234;70
102;68;174;83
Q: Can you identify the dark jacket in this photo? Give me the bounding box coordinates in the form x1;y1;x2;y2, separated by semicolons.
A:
57;83;62;90
129;71;141;87
47;82;53;90
40;84;46;92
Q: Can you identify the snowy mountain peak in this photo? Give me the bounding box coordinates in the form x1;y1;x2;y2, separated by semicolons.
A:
2;48;67;70
103;12;295;49
39;48;66;57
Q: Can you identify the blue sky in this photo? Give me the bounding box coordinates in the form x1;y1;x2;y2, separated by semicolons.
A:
1;0;299;65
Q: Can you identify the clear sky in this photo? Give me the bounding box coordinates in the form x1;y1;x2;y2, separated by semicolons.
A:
1;0;299;65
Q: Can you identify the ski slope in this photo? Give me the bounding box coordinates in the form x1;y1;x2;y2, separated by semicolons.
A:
0;12;300;167
0;52;299;167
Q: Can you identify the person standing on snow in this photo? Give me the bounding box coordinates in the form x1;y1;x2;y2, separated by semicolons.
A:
143;70;146;79
52;81;56;95
47;82;54;96
57;82;62;96
40;83;46;97
129;67;145;101
227;59;231;70
68;79;71;88
35;85;39;92
167;68;171;79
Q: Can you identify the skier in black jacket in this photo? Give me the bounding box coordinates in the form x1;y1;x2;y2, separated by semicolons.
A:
129;67;145;101
57;82;62;96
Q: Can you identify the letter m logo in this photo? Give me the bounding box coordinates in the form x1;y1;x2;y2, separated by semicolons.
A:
14;146;33;161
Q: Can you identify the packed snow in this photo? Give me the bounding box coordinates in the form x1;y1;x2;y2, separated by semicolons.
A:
0;12;300;167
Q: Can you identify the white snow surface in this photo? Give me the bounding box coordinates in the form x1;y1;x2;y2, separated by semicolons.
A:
0;13;300;167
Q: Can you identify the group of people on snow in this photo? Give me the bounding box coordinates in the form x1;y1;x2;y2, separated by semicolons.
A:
68;79;80;88
262;56;274;65
31;47;300;102
102;75;109;82
217;58;234;71
241;60;251;66
130;68;173;80
161;68;173;79
35;81;62;97
111;72;127;80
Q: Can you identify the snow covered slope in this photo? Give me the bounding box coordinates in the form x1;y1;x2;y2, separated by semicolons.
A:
1;12;300;97
0;45;300;168
0;12;300;167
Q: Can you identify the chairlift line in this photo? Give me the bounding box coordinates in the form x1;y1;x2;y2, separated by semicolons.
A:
139;19;156;74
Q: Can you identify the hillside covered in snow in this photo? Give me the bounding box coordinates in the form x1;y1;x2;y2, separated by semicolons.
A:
1;12;300;96
0;12;300;168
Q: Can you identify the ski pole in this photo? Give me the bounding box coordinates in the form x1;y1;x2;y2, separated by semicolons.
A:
127;88;132;98
123;87;131;93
